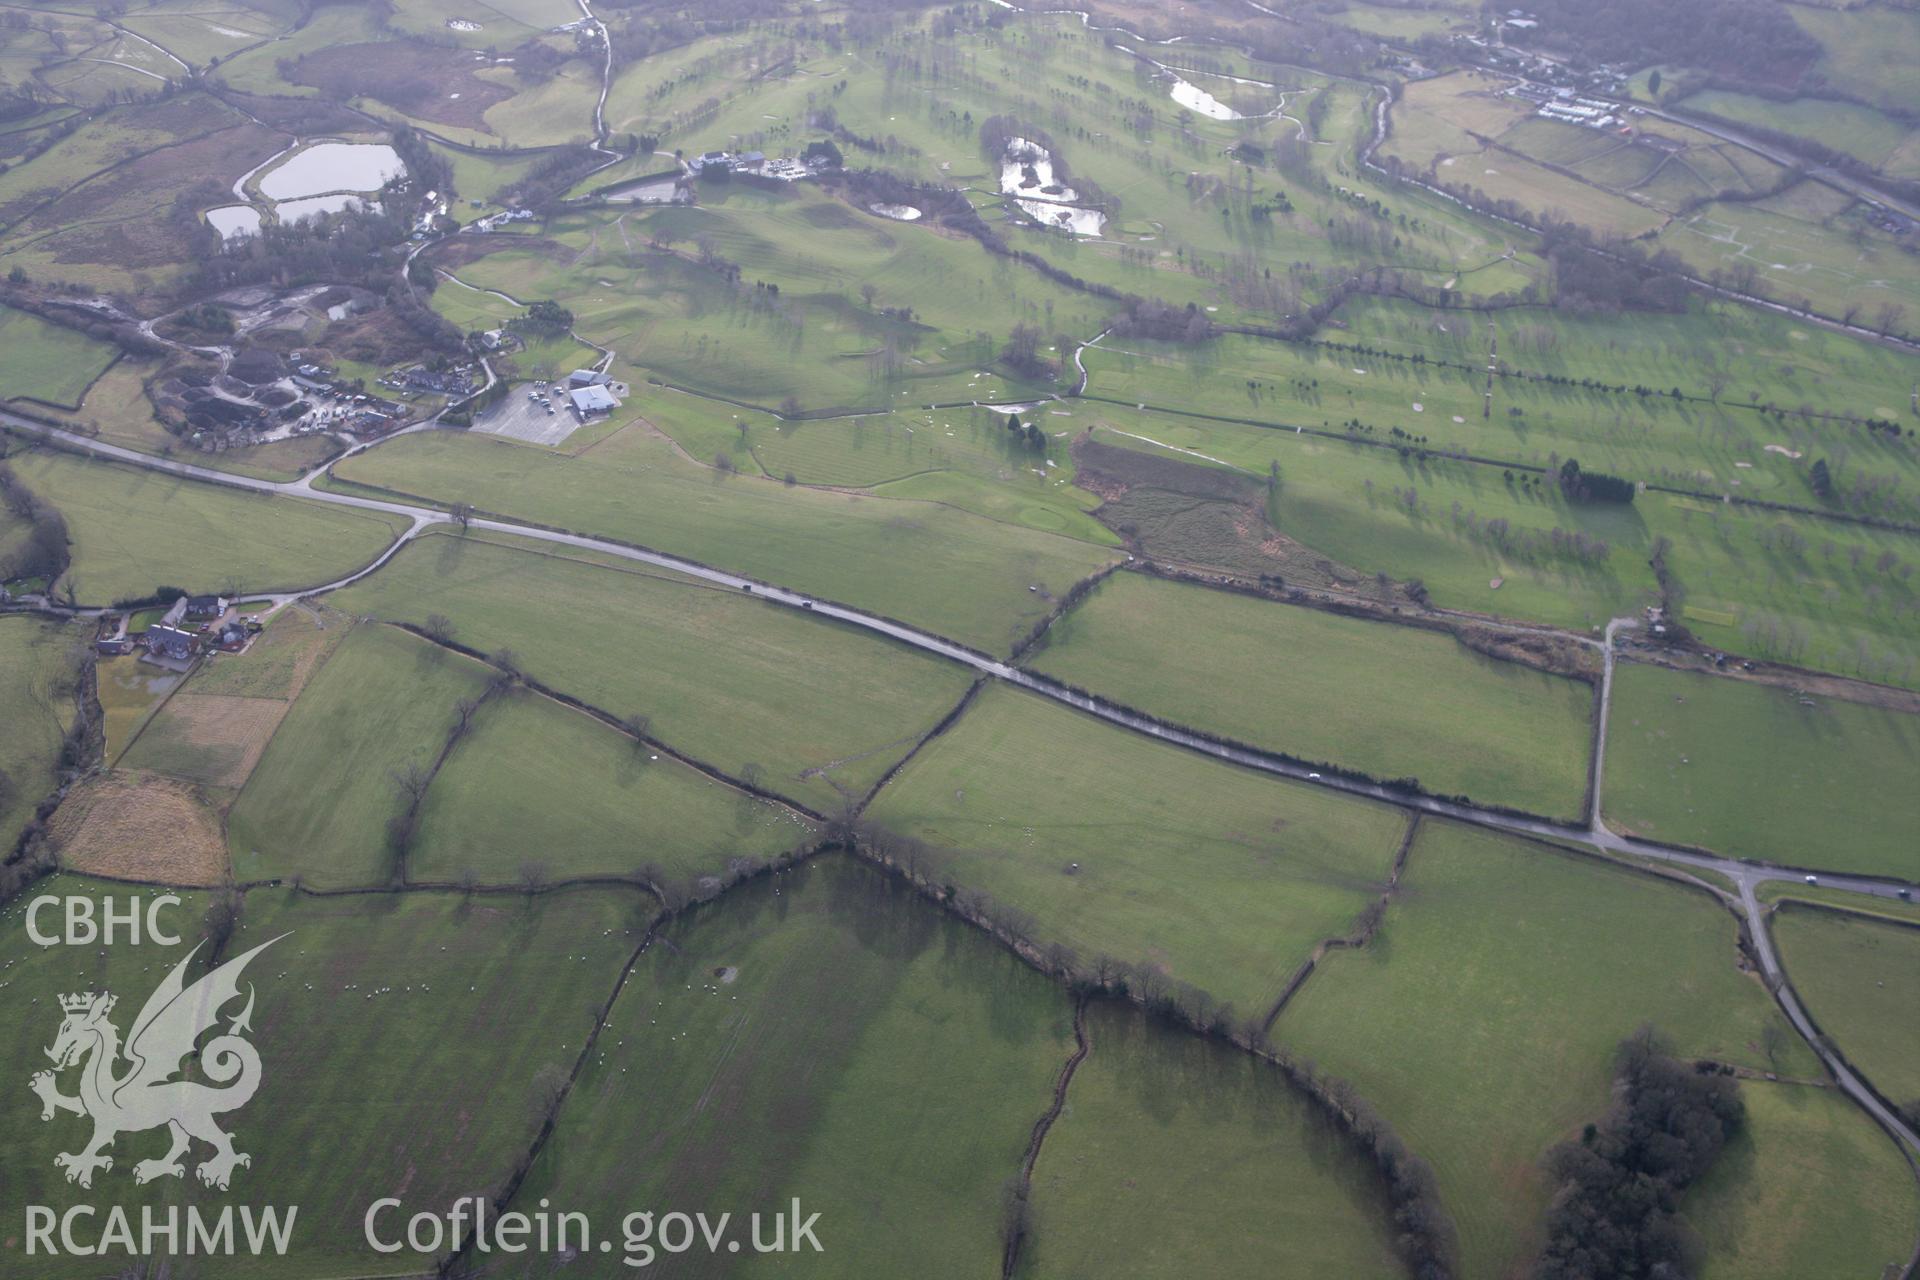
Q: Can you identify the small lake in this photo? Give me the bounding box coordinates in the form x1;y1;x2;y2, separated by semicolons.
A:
258;142;406;200
277;193;378;223
1000;137;1105;237
869;202;922;221
205;204;262;240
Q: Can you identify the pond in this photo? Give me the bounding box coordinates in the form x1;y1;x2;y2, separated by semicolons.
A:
204;204;262;240
869;202;922;221
999;137;1105;237
258;142;407;200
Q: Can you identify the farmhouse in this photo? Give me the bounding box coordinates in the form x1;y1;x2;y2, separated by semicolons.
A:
184;595;229;621
145;624;201;662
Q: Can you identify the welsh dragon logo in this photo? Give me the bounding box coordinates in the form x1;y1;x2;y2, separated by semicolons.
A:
29;936;282;1191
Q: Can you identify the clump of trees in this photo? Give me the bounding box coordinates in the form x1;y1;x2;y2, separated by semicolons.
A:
1003;412;1045;451
1558;458;1636;505
1109;297;1213;343
511;299;574;339
1000;322;1056;379
1544;230;1691;315
1536;1029;1745;1279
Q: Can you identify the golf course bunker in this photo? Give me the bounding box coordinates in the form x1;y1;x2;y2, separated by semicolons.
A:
1169;74;1241;120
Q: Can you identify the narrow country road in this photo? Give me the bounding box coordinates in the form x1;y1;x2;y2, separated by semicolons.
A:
7;413;1915;1154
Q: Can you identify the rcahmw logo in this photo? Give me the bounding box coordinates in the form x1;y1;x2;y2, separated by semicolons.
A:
23;934;300;1259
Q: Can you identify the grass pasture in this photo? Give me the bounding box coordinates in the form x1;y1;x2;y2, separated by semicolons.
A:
1685;1082;1920;1280
326;531;974;811
411;687;815;890
1681;90;1915;175
0;875;648;1280
866;684;1409;1016
1029;572;1596;819
328;426;1120;654
1658;182;1920;332
4;448;404;606
1273;820;1817;1279
1792;4;1920;116
1018;1003;1402;1279
0;616;80;850
1076;414;1920;689
226;623;494;886
1772;906;1920;1110
1604;662;1920;879
0;307;115;407
504;855;1077;1280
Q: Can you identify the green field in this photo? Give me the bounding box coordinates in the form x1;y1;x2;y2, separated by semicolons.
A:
1772;906;1920;1111
1681;90;1915;174
0;307;116;407
411;686;815;891
1792;4;1920;116
1274;821;1819;1279
227;623;494;886
1604;663;1920;879
0;874;648;1280
866;683;1408;1016
0;616;80;850
504;855;1078;1279
1018;1002;1402;1278
1686;1082;1920;1280
4;448;404;606
328;426;1121;654
326;531;974;811
1029;572;1596;819
1078;415;1920;689
186;605;346;701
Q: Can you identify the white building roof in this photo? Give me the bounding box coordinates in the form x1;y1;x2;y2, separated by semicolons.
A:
569;385;619;414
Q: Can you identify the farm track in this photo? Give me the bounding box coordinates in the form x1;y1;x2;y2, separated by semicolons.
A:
7;412;1916;1161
